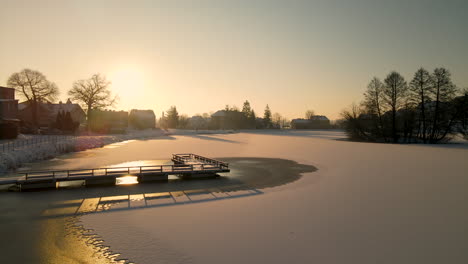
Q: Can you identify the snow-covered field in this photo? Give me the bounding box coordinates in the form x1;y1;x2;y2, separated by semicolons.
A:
69;130;468;264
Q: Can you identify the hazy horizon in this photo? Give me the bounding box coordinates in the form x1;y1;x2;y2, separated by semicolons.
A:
1;0;467;120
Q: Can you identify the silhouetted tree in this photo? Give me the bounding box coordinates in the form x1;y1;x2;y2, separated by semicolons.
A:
63;111;73;131
263;104;272;128
305;110;315;119
166;106;179;128
409;68;433;143
363;77;387;141
455;88;468;139
55;111;64;130
241;100;256;128
341;103;373;141
158;112;167;129
429;68;457;142
54;111;78;132
383;71;408;142
343;68;463;144
250;110;257;128
7;69;59;129
242;101;252;115
272;112;283;129
68;74;117;119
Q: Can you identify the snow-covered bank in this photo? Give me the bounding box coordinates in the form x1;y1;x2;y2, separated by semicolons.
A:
0;129;236;173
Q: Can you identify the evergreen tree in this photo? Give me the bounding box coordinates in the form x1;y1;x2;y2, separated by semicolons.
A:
55;111;64;130
242;101;252;116
166;106;179;129
250;109;257;128
241;100;256;128
64;111;73;131
263;104;272;128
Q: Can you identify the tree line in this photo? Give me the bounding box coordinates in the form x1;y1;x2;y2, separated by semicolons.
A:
159;101;290;130
6;68;116;129
342;67;468;143
6;68;325;133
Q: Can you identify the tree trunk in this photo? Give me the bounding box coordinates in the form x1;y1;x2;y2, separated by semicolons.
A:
431;83;440;143
86;104;92;132
392;106;397;143
421;90;426;143
376;97;387;142
32;100;39;131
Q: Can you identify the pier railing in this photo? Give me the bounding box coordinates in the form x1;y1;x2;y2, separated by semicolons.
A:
19;163;229;180
172;153;229;169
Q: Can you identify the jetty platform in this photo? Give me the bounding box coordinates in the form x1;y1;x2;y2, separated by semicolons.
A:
0;154;230;190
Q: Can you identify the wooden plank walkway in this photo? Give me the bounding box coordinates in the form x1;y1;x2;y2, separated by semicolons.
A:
0;154;230;190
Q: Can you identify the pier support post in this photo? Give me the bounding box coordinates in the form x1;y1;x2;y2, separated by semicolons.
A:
86;176;116;186
137;174;168;183
20;179;57;191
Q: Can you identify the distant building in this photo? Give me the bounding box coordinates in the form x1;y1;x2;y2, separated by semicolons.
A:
88;109;128;133
291;115;331;129
211;110;246;129
129;109;156;129
0;86;20;138
211;110;228;129
18;99;86;128
189;115;210;129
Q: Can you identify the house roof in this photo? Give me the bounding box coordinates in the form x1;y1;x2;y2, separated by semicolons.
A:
0;86;14;90
292;115;330;123
291;119;310;123
310;115;329;121
18;100;85;115
212;110;227;117
49;102;84;116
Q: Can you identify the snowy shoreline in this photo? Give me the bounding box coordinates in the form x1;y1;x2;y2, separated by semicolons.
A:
0;129;236;173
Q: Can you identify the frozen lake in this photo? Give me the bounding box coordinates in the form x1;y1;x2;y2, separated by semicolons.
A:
1;130;467;263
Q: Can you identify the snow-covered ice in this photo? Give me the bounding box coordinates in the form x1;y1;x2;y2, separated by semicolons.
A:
73;130;468;264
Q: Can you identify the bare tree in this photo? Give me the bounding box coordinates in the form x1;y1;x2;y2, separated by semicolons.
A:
341;103;372;141
305;110;315;119
430;68;457;142
272;112;283;128
363;77;386;141
456;88;468;139
68;74;117;118
383;71;408;143
409;68;433;143
7;69;59;128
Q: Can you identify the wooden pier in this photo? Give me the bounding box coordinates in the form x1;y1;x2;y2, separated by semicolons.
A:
0;154;230;190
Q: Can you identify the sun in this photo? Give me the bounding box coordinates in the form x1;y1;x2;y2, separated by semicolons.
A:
109;67;145;106
110;67;144;89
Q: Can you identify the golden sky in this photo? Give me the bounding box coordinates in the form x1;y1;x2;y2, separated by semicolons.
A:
1;0;467;120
